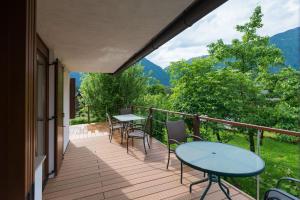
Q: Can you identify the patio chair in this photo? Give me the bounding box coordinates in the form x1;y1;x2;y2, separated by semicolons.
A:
127;114;151;154
166;120;203;184
106;113;123;143
264;177;300;200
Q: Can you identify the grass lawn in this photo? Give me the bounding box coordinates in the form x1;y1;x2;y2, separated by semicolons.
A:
227;134;300;199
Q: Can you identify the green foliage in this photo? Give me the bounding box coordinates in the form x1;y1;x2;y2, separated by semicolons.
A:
79;64;147;119
169;6;299;152
146;84;167;95
259;67;300;131
70;116;97;125
208;6;284;75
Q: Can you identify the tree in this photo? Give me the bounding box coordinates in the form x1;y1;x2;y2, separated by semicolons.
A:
169;6;294;151
79;64;148;119
206;6;287;151
268;68;300;132
169;57;262;144
208;6;284;75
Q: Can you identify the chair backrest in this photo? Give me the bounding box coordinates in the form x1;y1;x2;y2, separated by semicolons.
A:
143;114;152;135
120;108;132;115
166;120;187;144
264;188;299;200
106;113;113;129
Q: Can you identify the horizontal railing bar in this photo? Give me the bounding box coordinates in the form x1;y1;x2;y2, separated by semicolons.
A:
133;105;300;137
199;116;300;137
151;108;195;118
153;119;166;124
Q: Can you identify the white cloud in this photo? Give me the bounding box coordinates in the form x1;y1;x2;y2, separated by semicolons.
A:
146;0;300;67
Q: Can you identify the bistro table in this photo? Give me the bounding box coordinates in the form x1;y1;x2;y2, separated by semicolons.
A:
113;114;145;143
175;141;265;200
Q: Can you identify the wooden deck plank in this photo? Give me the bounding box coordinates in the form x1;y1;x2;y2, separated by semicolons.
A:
43;123;253;200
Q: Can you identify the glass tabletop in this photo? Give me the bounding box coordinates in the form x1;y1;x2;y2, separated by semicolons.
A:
113;114;145;122
175;141;265;177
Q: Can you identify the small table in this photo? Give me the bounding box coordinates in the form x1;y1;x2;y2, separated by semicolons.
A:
113;114;145;143
175;141;265;200
113;114;145;122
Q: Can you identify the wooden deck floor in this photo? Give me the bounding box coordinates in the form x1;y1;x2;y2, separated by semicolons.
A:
43;123;253;200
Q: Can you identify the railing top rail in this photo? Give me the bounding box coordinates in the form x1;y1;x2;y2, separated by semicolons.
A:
199;116;300;137
133;105;300;137
151;108;195;117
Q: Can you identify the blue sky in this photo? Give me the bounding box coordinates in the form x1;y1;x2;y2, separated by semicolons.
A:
146;0;300;68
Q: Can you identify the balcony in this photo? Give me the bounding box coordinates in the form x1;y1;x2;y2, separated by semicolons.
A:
43;123;253;200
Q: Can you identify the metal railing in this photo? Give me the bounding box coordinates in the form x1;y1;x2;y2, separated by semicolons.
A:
132;105;300;199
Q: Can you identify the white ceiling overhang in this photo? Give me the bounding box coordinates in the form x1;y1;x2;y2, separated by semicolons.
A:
37;0;226;73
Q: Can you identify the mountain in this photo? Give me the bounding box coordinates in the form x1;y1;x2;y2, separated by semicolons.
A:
139;58;170;86
69;58;170;89
270;27;300;70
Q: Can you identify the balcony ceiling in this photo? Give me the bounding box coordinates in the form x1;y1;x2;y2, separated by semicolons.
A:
37;0;222;73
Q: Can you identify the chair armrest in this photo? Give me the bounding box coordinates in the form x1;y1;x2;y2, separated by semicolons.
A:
168;139;181;145
187;135;203;141
276;177;300;188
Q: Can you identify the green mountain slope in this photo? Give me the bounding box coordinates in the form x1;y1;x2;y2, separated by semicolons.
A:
270;27;299;70
139;58;170;86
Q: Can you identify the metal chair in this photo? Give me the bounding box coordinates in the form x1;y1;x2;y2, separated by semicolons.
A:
127;114;151;154
166;120;203;184
264;177;300;200
106;113;123;143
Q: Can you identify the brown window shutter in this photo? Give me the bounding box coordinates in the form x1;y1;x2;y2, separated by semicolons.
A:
69;78;76;119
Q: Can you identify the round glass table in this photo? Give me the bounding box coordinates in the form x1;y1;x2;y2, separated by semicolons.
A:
175;141;265;200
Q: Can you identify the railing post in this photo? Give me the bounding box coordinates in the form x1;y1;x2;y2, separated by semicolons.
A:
149;107;153;137
87;105;90;124
193;114;200;139
256;130;262;200
131;105;134;113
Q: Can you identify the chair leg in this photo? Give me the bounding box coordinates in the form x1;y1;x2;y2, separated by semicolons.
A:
127;136;129;153
132;137;134;146
143;138;147;154
146;135;150;149
180;162;183;184
109;129;112;143
166;145;170;169
121;128;123;144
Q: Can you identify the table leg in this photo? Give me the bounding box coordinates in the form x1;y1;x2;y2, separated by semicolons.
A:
121;122;128;144
218;177;231;199
194;174;231;200
190;178;209;193
199;178;212;200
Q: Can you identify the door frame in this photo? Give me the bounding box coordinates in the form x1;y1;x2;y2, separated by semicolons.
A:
54;59;64;175
36;34;49;186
